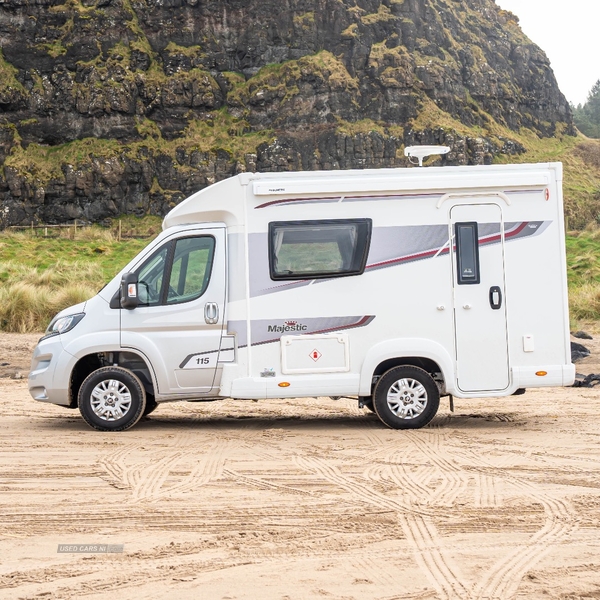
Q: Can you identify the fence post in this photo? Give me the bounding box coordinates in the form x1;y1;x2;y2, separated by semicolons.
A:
118;219;122;242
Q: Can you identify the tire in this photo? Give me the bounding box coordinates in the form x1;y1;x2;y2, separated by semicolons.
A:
373;366;439;430
78;367;147;432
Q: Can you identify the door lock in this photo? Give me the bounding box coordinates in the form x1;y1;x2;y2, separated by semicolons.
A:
204;302;219;324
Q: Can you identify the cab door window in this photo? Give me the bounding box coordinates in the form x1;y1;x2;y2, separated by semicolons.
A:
136;236;215;306
167;237;215;304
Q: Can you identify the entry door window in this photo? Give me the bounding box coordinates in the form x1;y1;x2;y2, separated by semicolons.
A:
136;236;215;306
455;222;481;285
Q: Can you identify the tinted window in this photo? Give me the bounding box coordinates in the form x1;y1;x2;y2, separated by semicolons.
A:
269;219;371;280
455;222;480;285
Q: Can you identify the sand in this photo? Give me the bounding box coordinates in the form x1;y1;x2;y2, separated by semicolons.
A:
1;334;600;599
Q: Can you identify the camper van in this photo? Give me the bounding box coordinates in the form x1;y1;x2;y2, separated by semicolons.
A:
28;159;575;431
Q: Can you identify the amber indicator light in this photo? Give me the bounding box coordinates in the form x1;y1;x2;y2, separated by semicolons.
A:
278;382;290;387
535;371;548;377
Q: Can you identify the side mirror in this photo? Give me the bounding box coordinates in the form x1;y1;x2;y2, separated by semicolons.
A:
120;273;139;310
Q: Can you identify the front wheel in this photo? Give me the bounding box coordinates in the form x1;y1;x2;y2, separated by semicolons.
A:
78;367;147;432
373;366;439;430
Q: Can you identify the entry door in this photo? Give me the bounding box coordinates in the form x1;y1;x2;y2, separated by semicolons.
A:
121;227;226;395
451;204;509;392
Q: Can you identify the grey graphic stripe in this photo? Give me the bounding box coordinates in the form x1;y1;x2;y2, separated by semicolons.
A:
227;315;375;349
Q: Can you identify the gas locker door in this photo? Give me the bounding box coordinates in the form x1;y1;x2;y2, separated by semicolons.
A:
121;227;226;395
451;204;509;392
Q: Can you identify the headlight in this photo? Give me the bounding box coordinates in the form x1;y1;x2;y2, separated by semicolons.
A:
41;313;85;341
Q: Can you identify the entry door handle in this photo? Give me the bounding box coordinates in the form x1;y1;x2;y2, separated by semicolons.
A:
489;286;502;310
204;302;219;324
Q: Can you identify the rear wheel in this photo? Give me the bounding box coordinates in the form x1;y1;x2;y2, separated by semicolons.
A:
78;367;146;432
373;366;439;430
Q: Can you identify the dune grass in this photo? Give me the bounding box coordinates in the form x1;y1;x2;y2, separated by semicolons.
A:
0;262;101;333
0;220;160;332
565;226;600;325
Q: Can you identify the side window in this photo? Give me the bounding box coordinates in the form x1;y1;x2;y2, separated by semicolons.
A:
269;219;372;280
135;236;215;306
167;237;215;304
455;222;480;285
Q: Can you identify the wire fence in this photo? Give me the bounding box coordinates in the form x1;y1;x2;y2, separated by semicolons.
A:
6;220;154;240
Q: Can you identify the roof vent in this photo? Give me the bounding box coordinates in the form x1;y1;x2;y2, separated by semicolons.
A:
404;145;451;167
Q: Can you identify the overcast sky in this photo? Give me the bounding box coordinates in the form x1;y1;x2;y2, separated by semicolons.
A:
495;0;600;106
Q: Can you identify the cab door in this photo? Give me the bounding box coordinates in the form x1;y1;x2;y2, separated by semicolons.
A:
121;227;226;395
451;204;509;392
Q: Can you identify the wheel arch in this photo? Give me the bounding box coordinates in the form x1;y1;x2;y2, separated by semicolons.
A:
69;350;157;408
359;339;454;397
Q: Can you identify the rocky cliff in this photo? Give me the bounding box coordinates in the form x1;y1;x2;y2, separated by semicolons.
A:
0;0;573;225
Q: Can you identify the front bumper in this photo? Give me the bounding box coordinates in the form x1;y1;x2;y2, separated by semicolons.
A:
28;335;72;406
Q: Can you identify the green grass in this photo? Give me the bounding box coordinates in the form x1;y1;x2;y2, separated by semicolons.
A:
0;219;161;331
0;220;159;273
566;229;600;286
566;228;600;324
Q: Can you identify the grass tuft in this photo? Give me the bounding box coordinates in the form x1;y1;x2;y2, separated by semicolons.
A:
0;262;103;332
569;282;600;322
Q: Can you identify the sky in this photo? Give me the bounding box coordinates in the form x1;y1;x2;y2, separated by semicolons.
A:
495;0;600;106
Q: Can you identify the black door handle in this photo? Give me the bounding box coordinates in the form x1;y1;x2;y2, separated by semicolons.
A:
489;286;502;310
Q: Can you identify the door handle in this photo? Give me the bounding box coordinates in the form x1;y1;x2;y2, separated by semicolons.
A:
204;302;219;324
489;286;502;310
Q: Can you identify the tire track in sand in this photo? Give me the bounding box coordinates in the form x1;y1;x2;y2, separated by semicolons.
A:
473;479;576;599
151;437;231;498
378;455;471;599
473;471;500;508
97;443;141;490
223;468;314;496
295;455;469;599
460;450;577;600
357;427;476;598
403;430;471;507
148;424;263;499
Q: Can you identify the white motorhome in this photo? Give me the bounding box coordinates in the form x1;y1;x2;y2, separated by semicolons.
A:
29;160;575;431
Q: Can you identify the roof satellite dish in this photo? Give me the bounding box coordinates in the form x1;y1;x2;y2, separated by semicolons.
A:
404;145;451;167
